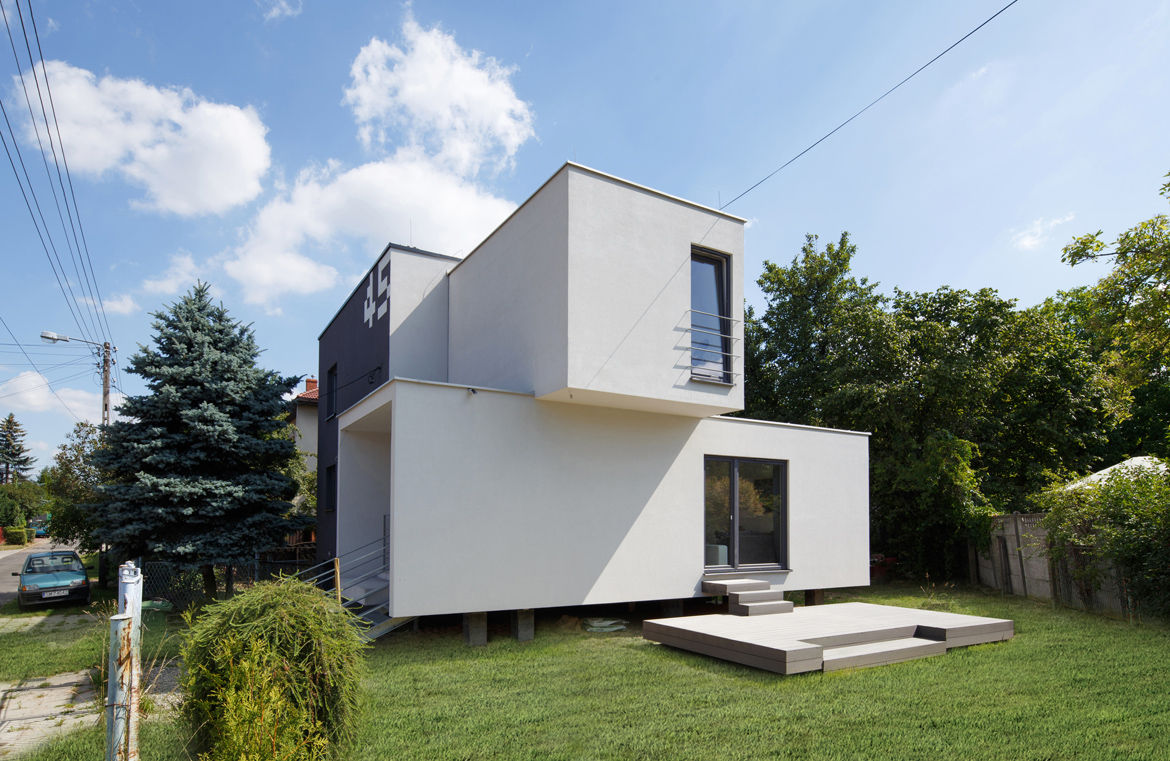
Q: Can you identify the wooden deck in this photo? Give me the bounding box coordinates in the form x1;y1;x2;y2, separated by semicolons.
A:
643;602;1013;674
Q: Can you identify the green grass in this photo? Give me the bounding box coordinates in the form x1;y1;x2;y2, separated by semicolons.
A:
0;608;181;683
15;584;1170;760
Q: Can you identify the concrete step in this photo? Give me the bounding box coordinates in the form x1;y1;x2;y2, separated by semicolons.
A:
359;612;416;642
731;588;786;604
729;599;795;616
821;637;946;672
702;578;770;595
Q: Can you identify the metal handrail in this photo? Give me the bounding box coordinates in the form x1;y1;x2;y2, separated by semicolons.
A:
686;308;741;322
689;345;737;359
292;534;386;580
686;325;741;341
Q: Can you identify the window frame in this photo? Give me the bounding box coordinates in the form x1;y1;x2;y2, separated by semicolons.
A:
326;364;338;418
690;248;733;384
703;455;789;571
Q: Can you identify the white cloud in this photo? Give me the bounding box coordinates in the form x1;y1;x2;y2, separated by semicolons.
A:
0;370;120;424
260;0;303;21
81;293;138;315
224;150;514;308
102;294;139;315
223;14;532;308
1011;213;1076;251
342;16;534;176
20;61;271;215
142;253;201;295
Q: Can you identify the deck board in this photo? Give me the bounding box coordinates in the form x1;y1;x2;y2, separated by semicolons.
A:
643;602;1013;675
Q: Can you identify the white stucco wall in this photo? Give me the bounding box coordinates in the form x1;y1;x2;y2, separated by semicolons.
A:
558;168;745;415
447;170;569;394
384;380;869;617
293;400;318;472
388;249;452;383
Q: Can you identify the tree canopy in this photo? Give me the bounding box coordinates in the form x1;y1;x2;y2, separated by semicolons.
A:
0;413;34;484
41;421;106;551
746;234;1114;576
91;283;299;592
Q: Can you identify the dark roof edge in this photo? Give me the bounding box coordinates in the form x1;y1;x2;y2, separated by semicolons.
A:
317;242;457;341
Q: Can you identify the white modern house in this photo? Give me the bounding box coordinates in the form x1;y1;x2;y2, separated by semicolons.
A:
317;163;870;637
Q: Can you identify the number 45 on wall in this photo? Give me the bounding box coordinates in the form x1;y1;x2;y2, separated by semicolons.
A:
363;250;391;328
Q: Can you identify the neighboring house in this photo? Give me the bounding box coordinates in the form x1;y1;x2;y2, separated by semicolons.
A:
318;163;870;622
289;378;319;473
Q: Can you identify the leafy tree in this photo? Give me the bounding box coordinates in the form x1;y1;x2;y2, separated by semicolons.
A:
747;235;1113;577
0;479;52;526
92;283;299;599
278;416;317;519
41;422;106;551
1062;171;1170;385
0;413;34;484
1040;462;1170;617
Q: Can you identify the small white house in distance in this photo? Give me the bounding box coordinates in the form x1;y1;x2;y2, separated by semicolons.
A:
317;163;870;630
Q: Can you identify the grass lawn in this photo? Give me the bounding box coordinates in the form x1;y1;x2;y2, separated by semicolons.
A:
0;605;182;683
17;584;1170;760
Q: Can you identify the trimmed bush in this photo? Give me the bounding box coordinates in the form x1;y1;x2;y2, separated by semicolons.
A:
180;579;367;759
3;527;27;545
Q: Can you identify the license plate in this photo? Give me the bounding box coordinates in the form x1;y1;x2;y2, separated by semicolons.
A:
41;590;68;599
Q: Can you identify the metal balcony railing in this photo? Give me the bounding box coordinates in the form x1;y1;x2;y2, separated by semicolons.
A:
684;309;741;383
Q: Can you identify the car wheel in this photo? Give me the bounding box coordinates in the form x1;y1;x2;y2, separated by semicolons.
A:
17;597;26;612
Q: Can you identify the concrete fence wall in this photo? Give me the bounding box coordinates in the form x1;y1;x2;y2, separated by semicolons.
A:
976;513;1130;618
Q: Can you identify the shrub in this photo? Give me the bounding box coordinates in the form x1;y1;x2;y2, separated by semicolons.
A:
3;527;27;545
180;579;367;759
1040;462;1170;617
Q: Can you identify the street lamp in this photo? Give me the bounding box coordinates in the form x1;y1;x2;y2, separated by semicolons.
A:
40;330;113;427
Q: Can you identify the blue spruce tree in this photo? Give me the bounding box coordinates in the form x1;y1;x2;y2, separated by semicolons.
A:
93;283;298;598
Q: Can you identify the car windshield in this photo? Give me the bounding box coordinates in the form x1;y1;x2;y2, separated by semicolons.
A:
24;555;84;573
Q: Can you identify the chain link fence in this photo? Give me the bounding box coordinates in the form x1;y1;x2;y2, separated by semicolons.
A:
138;541;317;611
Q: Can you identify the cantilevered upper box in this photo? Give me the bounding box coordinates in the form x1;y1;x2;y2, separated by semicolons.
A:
448;163;745;417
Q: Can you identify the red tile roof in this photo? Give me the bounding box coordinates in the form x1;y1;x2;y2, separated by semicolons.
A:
296;387;318;403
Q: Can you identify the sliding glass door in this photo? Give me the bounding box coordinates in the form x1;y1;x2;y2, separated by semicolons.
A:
704;456;787;569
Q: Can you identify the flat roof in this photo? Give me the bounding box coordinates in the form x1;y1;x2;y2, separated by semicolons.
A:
447;161;747;277
318;242;459;340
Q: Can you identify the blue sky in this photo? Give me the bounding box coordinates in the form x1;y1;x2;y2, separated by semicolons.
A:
2;0;1168;467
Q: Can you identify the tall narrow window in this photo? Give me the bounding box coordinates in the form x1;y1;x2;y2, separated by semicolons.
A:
691;250;731;382
323;464;337;513
704;456;787;569
326;364;338;417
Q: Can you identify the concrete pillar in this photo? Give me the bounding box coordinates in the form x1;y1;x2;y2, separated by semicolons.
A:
511;609;534;642
804;589;825;606
463;612;487;646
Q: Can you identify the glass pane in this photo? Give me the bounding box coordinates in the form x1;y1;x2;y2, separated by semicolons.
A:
737;461;781;565
704;459;732;566
691;256;727;380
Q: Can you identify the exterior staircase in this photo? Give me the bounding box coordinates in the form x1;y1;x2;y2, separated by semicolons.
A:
686;579;952;671
702;578;794;616
293;535;414;641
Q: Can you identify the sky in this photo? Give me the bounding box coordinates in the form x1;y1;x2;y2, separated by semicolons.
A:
1;0;1168;469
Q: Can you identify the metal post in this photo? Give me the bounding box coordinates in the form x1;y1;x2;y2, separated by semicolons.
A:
105;612;140;761
333;557;342;605
116;562;142;756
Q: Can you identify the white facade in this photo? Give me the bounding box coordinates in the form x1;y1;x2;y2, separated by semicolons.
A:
321;163;870;618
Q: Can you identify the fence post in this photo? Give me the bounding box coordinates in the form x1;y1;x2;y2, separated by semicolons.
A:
111;562;142;761
105;612;140;761
1012;512;1029;599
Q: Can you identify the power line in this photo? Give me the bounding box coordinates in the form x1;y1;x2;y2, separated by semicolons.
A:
0;311;81;421
0;107;93;344
720;0;1022;211
23;0;113;342
0;0;100;342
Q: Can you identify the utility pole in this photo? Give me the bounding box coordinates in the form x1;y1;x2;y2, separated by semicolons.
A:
102;341;111;427
42;330;115;588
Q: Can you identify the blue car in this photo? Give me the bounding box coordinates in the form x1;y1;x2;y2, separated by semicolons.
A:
13;551;91;610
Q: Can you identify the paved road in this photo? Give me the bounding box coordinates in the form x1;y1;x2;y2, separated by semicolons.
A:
0;540;74;606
